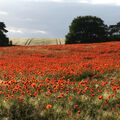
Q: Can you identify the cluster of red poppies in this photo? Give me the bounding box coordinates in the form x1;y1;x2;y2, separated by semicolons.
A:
0;42;119;113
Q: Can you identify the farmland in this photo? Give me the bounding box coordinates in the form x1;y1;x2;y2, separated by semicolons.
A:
0;41;120;120
9;38;65;46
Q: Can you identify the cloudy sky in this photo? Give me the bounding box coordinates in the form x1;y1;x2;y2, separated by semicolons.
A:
0;0;120;38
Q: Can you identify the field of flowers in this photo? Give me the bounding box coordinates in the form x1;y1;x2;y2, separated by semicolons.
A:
0;41;119;120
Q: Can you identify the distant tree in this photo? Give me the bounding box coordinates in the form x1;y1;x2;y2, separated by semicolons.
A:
108;22;120;41
109;22;120;35
65;16;108;44
0;22;9;46
109;25;117;36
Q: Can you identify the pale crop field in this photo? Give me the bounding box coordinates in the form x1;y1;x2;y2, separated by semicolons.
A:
9;38;65;46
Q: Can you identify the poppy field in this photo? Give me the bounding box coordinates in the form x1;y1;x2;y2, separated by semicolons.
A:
0;41;120;120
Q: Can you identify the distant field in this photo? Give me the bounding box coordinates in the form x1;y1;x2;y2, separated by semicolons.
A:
9;38;65;46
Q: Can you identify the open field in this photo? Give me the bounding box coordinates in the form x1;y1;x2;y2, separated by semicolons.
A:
0;41;119;120
9;38;65;46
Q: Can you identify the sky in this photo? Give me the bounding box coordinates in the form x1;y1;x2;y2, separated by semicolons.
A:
0;0;120;38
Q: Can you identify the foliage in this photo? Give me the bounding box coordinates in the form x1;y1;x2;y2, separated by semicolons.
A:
0;22;10;46
109;22;120;35
65;16;108;44
108;22;120;41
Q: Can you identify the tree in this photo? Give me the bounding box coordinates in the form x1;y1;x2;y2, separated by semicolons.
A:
0;22;9;46
108;22;120;41
65;16;108;44
109;22;120;35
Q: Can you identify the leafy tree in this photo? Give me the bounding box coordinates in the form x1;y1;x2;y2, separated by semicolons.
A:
109;22;120;35
108;22;120;41
0;22;9;46
65;16;108;44
109;25;117;36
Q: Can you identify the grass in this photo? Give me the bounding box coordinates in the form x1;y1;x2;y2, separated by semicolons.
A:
0;71;119;120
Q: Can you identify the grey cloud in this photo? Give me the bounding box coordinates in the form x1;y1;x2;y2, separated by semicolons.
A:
0;0;120;38
7;26;48;38
14;0;120;6
0;11;8;15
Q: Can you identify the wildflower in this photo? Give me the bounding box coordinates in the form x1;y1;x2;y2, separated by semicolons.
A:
60;94;65;97
21;91;25;96
59;91;62;93
98;95;103;99
91;94;95;96
116;113;119;116
117;104;120;108
33;91;38;97
77;111;80;114
112;107;115;110
104;99;109;104
67;110;71;115
107;95;110;99
74;105;78;109
98;90;102;93
31;83;37;88
77;114;79;118
57;96;62;99
68;96;72;99
40;89;43;93
90;90;93;93
11;95;14;98
46;105;52;110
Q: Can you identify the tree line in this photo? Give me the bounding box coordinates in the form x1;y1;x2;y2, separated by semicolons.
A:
1;16;120;46
65;16;120;44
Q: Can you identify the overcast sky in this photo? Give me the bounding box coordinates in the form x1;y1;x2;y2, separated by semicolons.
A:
0;0;120;38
